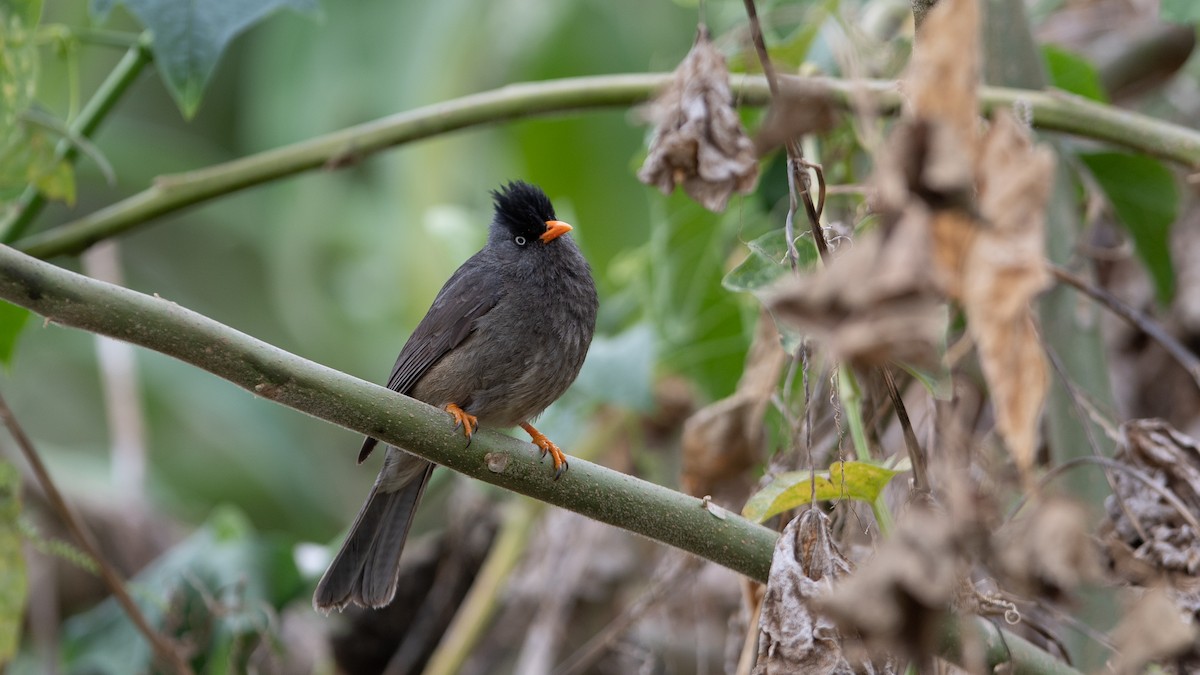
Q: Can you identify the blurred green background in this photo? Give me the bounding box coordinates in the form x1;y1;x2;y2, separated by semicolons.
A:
5;0;775;548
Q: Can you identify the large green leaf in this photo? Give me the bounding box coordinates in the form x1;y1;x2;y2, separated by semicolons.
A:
0;301;29;366
58;507;303;674
742;459;909;523
1160;0;1200;24
89;0;320;117
1080;152;1178;304
1042;45;1107;102
0;461;26;666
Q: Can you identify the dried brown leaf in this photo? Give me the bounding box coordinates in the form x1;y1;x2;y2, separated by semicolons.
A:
765;206;946;369
638;27;758;212
995;498;1100;601
753;93;838;158
904;0;981;166
818;507;966;662
963;112;1053;475
1104;419;1200;614
681;311;786;498
1109;587;1200;675
755;509;896;675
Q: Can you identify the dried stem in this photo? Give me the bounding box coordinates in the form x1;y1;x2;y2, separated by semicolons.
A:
881;367;930;494
0;391;192;674
1049;263;1200;391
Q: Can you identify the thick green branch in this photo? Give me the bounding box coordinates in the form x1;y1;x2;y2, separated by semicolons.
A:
0;243;778;580
18;74;1200;259
0;243;1088;674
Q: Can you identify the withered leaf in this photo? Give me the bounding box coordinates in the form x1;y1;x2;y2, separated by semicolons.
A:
964;112;1053;476
1109;587;1199;675
903;0;981;166
1105;419;1200;580
817;507;965;662
765;206;946;369
681;310;786;498
638;27;758;212
996;498;1100;601
755;509;896;675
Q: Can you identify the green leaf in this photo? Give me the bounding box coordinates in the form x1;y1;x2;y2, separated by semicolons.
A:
1160;0;1200;24
0;461;26;666
1042;45;1108;102
0;0;41;126
722;229;820;294
0;301;29;366
89;0;320;117
61;506;303;674
742;459;910;523
1080;152;1178;304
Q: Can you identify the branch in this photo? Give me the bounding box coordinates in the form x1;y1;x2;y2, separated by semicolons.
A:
0;391;192;674
0;244;1088;675
18;74;1200;259
0;243;779;581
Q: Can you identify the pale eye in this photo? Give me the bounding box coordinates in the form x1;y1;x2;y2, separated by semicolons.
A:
514;236;527;246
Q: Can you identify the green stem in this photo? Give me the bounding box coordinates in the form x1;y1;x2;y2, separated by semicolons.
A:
0;32;153;244
17;73;1200;259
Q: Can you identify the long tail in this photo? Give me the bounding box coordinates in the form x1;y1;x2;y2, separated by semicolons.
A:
313;449;435;612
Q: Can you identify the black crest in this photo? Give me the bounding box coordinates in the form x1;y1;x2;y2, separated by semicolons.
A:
491;181;557;239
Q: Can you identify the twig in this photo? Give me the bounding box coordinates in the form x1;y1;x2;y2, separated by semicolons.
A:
1007;454;1200;535
881;367;930;494
554;554;701;675
0;391;192;674
1048;262;1200;392
15;74;1200;258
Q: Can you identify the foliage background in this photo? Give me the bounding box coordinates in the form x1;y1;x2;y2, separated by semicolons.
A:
4;0;1200;672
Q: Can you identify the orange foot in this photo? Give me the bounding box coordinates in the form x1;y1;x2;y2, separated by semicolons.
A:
520;422;569;480
446;403;478;445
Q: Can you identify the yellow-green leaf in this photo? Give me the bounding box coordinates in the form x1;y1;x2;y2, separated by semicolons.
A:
742;459;910;523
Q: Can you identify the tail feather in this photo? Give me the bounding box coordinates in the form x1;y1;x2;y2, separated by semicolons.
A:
314;455;434;612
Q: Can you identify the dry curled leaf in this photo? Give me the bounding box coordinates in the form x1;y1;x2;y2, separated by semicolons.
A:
964;114;1053;477
765;207;946;369
1109;587;1199;675
818;507;966;662
1103;419;1200;623
996;498;1100;601
682;311;786;499
904;0;981;167
638;26;758;212
755;509;895;675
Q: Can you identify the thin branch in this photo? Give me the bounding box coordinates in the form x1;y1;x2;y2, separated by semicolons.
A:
1049;262;1200;392
1006;455;1200;535
0;391;192;674
17;74;1200;259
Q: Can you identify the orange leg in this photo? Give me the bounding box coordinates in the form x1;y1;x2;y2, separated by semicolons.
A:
446;403;478;445
520;422;569;480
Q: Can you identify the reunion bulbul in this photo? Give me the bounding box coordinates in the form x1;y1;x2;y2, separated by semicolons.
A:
313;181;598;612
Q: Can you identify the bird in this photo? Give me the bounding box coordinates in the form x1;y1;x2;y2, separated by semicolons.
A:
313;181;598;613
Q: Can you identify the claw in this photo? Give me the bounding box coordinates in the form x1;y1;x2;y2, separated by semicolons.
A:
520;422;570;480
445;403;478;445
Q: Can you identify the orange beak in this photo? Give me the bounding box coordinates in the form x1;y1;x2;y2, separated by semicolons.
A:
540;220;573;244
